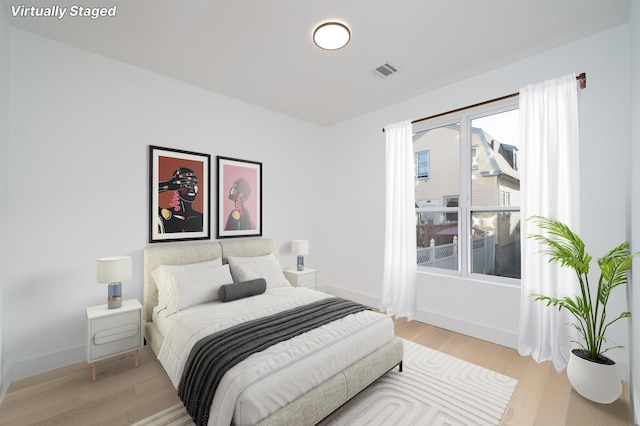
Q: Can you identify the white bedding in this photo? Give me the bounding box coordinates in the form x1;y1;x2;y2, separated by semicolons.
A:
156;286;394;426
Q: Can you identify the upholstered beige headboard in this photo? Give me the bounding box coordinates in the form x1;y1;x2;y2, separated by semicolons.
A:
219;238;276;264
142;238;275;323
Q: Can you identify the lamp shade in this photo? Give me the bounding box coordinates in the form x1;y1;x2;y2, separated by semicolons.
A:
292;240;309;256
97;256;132;283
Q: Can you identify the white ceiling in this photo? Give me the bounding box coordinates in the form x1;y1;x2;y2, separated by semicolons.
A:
4;0;630;126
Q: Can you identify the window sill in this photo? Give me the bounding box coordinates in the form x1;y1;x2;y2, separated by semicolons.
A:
417;266;520;288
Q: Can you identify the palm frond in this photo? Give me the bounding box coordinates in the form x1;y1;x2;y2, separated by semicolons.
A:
528;216;592;274
527;216;637;360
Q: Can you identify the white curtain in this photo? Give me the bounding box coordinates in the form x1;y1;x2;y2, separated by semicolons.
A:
380;121;417;319
518;73;581;371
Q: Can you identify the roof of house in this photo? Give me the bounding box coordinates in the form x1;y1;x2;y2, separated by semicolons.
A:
413;125;520;181
473;127;520;181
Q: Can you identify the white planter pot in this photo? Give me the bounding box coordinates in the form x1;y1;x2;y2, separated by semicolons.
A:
566;349;622;404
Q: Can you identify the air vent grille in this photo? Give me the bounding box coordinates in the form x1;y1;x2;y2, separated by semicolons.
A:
372;62;400;78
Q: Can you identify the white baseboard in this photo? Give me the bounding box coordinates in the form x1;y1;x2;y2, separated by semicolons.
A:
413;309;518;349
0;366;9;407
323;285;633;384
323;284;518;350
9;345;85;382
1;289;632;411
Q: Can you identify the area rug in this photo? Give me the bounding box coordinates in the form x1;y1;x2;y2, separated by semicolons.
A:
132;340;517;426
319;340;517;425
131;403;194;426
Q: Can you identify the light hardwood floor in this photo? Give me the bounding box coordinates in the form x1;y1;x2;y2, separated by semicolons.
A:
0;318;632;425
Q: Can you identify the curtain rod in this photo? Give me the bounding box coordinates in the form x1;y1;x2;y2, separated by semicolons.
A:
382;73;586;132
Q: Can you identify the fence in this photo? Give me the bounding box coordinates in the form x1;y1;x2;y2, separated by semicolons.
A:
417;234;496;273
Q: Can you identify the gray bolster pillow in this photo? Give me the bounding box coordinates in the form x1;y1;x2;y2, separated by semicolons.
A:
219;278;267;302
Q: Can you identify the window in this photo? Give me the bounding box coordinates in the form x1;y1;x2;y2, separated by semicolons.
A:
415;150;430;179
413;99;521;283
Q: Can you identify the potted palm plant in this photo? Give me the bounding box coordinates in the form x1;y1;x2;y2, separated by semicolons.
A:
528;215;637;404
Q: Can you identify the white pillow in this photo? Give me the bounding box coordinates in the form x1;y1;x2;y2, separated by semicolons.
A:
168;264;234;313
226;254;275;265
151;259;222;310
229;258;291;289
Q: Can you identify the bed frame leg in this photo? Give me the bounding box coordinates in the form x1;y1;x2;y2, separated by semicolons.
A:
398;360;403;372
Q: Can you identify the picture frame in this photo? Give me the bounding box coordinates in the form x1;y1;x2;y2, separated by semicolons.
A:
149;145;211;242
217;156;262;238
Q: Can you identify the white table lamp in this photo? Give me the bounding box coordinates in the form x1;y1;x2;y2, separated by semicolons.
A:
292;240;309;271
97;256;132;309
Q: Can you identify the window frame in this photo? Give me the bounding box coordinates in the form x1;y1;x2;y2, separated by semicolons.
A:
415;149;430;180
413;97;520;286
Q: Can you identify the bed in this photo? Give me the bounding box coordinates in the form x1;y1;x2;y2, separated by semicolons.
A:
143;238;403;426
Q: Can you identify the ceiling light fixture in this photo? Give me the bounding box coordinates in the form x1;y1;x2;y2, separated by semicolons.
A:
313;22;351;50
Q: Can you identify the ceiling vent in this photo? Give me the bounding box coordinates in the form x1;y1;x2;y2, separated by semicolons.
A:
372;62;400;78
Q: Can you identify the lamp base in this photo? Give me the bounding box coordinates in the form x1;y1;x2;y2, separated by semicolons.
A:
296;255;305;271
108;282;122;309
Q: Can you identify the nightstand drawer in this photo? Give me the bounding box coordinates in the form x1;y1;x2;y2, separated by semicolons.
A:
297;274;316;288
88;309;142;362
94;323;138;345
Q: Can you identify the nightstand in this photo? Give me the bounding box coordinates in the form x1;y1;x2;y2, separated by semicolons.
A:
86;298;143;381
283;268;317;290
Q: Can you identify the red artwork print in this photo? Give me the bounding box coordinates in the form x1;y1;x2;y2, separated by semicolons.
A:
157;156;204;233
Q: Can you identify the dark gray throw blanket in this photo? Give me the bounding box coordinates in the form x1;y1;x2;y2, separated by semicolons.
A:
178;297;370;425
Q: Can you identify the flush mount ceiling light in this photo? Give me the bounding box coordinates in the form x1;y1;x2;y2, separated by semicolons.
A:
313;22;351;50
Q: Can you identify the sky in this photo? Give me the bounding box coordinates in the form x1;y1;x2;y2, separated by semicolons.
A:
472;108;520;148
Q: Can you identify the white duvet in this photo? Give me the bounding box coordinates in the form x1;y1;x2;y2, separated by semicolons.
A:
156;287;394;426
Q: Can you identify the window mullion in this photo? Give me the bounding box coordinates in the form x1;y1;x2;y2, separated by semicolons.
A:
459;115;472;276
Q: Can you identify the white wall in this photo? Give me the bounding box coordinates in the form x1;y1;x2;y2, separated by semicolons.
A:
629;1;639;422
0;3;10;397
5;28;330;380
324;25;633;378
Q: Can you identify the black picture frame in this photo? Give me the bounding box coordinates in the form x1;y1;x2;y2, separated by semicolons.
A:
217;156;262;238
149;145;211;242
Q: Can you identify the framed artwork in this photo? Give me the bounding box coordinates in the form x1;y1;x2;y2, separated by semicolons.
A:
217;156;262;238
149;145;211;242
